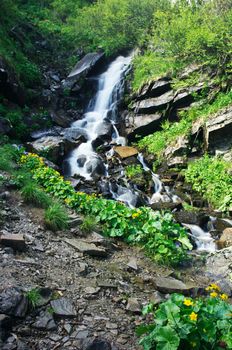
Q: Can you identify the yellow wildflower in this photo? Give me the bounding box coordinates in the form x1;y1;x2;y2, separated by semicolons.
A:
183;299;194;306
132;213;139;219
220;294;228;300
206;283;221;292
210;292;218;298
189;312;198;321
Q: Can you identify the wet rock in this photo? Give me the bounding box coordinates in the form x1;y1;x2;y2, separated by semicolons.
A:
85;157;105;179
50;297;77;318
114;146;138;159
0;314;12;341
0;118;11;135
214;218;232;232
126;298;141;313
218;228;232;249
65;238;108;258
132;90;174;114
63;52;104;90
205;106;232;152
0;287;28;317
85;339;111;350
51;111;76;128
174;211;209;227
0;234;26;252
32;311;57;331
154;277;195;294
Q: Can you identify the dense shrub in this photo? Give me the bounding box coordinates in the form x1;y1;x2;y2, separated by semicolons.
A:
185;155;232;212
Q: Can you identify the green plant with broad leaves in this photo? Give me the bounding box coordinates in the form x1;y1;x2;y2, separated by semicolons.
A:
19;152;192;266
138;284;232;350
125;164;143;179
185;155;232;212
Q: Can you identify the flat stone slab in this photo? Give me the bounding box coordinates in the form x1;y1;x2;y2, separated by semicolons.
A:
114;146;138;159
0;234;26;252
154;277;195;294
50;298;77;318
65;238;108;258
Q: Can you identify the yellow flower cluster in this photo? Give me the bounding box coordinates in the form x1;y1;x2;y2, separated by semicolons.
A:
183;299;194;306
205;283;221;292
132;209;142;219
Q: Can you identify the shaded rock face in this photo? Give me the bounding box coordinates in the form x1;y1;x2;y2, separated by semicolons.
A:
86;339;111;350
0;58;25;106
205;106;232;152
63;52;105;91
0;118;11;135
136;78;171;101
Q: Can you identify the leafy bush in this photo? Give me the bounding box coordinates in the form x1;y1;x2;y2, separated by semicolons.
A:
44;203;69;231
21;183;52;208
185;155;232;212
125;164;143;179
20;152;192;266
138;284;232;350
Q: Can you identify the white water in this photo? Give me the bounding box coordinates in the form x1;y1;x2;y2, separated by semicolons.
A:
183;223;216;252
68;55;131;179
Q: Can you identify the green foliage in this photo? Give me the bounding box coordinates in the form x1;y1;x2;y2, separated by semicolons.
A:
138;285;232;350
185;155;232;212
44;203;69;231
20;153;192;266
74;0;171;55
132;0;232;90
80;215;98;233
125;164;143;179
26;288;41;308
21;183;52;208
138;90;232;159
0;144;23;172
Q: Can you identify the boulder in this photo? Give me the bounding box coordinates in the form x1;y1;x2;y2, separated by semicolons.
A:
0;287;28;318
173;83;205;108
114;146;138;159
127;113;163;140
218;228;232;249
154;277;196;294
32;311;57;330
205;106;232;152
51;111;76;128
126;297;141;313
28;135;77;164
63;52;104;90
174;211;209;227
85;157;105;179
132;90;174;114
164;136;189;158
85;339;111;350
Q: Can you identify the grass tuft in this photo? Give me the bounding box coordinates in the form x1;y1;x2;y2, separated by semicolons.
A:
44;203;69;232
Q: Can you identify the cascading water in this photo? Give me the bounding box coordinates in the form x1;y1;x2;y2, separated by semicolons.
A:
183;223;216;252
67;55;131;180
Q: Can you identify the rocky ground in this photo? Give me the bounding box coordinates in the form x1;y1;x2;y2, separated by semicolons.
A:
2;189;231;350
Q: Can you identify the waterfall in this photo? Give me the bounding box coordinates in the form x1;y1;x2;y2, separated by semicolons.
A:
67;55;131;179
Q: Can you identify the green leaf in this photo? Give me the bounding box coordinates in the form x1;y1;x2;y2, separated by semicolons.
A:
155;326;180;350
177;236;193;250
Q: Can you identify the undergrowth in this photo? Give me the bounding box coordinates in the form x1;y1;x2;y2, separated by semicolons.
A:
44;203;69;232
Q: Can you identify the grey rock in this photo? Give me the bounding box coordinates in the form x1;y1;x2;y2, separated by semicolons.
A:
126;298;141;313
154;277;195;294
65;238;108;258
50;297;77;318
0;287;28;317
127;113;163;140
85;339;111;350
127;258;138;271
0;234;26;252
133;90;174;114
32;311;57;331
136;78;171;100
